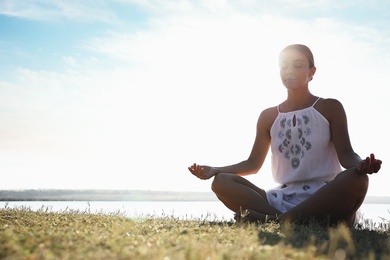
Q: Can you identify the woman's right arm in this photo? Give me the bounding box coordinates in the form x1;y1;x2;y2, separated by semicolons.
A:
188;107;276;179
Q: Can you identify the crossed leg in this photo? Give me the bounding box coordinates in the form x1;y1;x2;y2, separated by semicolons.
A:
279;168;368;225
211;173;282;221
211;168;369;226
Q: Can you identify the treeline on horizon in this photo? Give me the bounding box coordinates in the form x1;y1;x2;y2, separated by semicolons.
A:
0;189;389;203
0;189;218;202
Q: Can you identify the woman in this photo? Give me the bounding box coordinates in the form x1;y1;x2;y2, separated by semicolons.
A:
188;44;382;226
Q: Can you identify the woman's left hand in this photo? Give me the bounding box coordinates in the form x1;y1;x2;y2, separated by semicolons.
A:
356;153;382;174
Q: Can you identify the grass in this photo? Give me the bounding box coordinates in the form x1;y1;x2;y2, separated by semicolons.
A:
0;205;390;259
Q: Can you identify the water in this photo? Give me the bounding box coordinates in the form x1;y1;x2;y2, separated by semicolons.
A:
1;201;389;224
359;203;390;224
1;201;234;221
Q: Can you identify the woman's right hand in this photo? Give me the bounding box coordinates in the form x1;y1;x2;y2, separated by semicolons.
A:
188;163;218;180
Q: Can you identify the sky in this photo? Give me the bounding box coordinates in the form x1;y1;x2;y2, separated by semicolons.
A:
0;0;389;196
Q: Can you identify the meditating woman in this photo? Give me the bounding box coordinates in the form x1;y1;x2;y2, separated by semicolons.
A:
188;44;382;226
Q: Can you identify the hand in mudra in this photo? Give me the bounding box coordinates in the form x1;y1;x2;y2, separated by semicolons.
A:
188;164;218;180
356;153;382;174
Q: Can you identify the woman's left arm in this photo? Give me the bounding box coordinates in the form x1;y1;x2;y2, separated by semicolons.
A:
323;99;382;174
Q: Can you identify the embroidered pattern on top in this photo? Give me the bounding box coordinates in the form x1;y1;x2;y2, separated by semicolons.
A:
277;114;312;169
283;194;294;202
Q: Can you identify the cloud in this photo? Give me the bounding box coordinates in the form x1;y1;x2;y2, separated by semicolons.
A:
0;0;119;23
62;56;79;68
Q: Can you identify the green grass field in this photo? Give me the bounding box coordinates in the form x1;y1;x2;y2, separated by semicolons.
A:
1;205;389;259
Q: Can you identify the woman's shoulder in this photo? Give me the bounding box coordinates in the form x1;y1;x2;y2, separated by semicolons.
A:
260;106;279;118
316;98;344;111
315;98;346;120
318;97;343;106
257;106;279;128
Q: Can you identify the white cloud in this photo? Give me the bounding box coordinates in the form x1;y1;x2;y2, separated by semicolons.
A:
0;0;119;23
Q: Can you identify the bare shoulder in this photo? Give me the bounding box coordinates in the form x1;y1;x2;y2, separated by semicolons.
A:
258;106;279;131
315;98;346;122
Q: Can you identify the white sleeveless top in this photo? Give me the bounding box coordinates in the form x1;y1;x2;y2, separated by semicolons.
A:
270;98;341;184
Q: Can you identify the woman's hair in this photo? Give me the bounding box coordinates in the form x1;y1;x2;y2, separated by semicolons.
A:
281;44;315;68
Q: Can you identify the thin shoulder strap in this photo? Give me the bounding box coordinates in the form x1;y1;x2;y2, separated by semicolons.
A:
312;97;321;107
277;104;281;113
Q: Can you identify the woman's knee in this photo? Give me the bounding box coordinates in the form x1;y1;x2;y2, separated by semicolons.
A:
359;172;369;195
342;168;369;197
351;168;369;192
211;173;233;193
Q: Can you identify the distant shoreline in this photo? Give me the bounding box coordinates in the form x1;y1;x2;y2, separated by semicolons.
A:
0;189;218;202
0;189;389;204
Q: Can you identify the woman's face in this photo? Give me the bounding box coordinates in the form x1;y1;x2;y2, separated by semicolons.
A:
279;49;316;89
